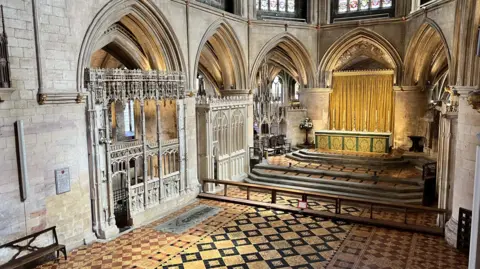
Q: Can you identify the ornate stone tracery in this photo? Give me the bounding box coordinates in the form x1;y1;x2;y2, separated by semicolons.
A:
85;68;186;239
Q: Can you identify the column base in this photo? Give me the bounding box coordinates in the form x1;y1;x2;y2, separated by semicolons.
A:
83;232;97;245
98;224;120;240
445;218;458;248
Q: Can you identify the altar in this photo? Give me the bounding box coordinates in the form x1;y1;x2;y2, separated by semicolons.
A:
315;130;391;153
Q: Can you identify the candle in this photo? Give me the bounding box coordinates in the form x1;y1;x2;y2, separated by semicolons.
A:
353;112;356;131
364;110;367;131
387;110;391;132
333;109;336;129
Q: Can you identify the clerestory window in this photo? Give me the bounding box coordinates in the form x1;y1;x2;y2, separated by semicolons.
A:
331;0;395;23
256;0;308;23
196;0;235;14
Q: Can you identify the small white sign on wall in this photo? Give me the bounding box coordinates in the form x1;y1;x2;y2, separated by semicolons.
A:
55;168;71;195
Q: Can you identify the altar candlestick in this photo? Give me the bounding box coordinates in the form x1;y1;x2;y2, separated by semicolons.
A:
332;109;336;130
364;110;367;131
387;110;391;132
342;110;346;131
375;110;378;132
352;112;356;131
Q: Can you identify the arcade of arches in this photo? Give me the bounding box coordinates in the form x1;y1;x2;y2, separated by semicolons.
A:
1;0;480;268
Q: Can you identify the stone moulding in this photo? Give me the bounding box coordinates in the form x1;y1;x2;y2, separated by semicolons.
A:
37;92;86;105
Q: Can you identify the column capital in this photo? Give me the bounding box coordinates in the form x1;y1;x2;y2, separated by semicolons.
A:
451;86;479;97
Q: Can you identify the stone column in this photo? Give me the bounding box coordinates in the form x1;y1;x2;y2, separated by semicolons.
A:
436;104;458;225
469;143;480;268
156;101;163;202
299;88;331;131
141;100;148;208
445;86;480;247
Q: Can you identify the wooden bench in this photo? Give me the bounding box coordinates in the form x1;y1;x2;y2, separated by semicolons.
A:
0;226;67;269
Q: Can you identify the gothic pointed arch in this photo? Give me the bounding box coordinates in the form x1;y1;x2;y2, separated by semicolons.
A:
319;28;403;87
194;19;247;93
77;0;186;89
250;33;315;89
404;20;451;87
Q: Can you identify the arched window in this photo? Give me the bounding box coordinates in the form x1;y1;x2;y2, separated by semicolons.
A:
294;82;299;100
331;0;394;23
124;100;135;137
271;76;283;102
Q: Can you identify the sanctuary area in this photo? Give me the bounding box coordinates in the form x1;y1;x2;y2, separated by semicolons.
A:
0;0;479;268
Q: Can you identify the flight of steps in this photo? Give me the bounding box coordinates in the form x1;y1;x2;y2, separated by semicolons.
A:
245;163;425;204
286;149;410;169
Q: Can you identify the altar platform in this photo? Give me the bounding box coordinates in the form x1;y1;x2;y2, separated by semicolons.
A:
315;130;391;153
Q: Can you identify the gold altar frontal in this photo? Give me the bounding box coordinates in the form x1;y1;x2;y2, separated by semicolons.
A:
315;130;391;153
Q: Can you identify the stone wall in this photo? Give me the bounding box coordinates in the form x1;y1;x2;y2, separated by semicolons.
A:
0;0;95;249
0;0;458;253
285;108;307;146
393;88;428;149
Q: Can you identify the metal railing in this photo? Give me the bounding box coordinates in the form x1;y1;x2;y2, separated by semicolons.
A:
200;178;447;235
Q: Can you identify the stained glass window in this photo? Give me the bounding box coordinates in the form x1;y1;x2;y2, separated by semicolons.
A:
371;0;381;8
255;0;298;15
338;0;348;13
261;0;268;10
360;0;369;10
270;0;278;10
382;0;392;8
336;0;394;14
279;0;286;11
349;0;358;11
287;0;295;12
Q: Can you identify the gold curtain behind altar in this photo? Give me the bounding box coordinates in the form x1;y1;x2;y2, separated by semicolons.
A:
329;71;394;132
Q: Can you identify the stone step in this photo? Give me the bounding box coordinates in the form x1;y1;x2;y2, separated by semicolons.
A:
244;176;423;204
249;170;423;197
298;149;405;162
286;151;410;168
253;164;423;187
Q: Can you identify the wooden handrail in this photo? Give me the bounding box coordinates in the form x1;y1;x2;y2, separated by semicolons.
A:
201;179;446;214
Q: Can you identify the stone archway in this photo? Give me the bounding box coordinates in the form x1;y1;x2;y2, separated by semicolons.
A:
250;33;315;90
318;28;403;87
404;20;451;87
194;19;248;94
77;0;187;90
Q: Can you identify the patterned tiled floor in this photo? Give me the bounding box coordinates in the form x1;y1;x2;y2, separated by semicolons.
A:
35;188;466;269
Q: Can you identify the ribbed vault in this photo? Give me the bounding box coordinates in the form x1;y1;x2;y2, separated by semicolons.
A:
250;33;315;89
195;20;247;94
404;22;450;86
78;0;186;87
